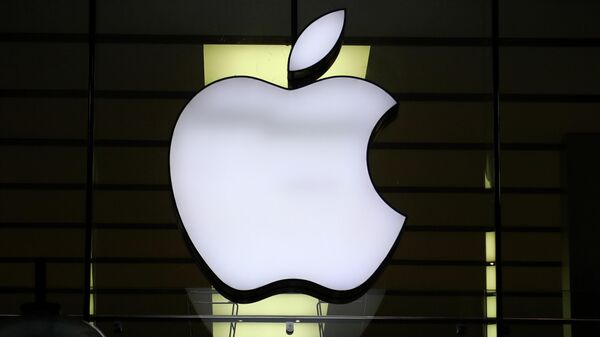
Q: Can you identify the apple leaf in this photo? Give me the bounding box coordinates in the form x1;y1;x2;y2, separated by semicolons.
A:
288;9;345;88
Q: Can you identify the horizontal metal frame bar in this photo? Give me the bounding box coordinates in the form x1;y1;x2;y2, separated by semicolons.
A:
4;313;599;325
395;93;490;101
84;315;600;325
500;38;600;48
2;33;600;47
2;89;600;102
0;223;560;233
502;94;600;103
0;286;566;298
0;256;560;267
376;186;563;194
0;312;598;325
0;139;566;151
0;183;565;194
0;90;583;102
383;290;564;297
0;313;491;324
386;260;561;267
0;222;88;229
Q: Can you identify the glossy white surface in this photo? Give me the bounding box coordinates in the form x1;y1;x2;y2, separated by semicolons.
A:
288;10;345;72
170;77;405;291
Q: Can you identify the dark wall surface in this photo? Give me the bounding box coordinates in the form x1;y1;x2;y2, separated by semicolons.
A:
1;1;600;336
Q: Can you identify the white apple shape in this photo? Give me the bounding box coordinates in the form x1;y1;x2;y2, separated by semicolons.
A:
169;9;405;303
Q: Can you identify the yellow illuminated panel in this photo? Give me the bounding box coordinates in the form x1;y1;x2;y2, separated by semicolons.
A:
204;45;290;87
486;295;497;318
486;265;496;291
485;232;497;336
89;263;95;317
320;45;370;79
212;293;328;337
487;324;497;337
485;232;496;263
203;44;370;87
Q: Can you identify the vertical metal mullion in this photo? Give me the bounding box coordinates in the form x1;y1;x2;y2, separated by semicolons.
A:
491;0;503;334
291;0;298;43
83;0;97;322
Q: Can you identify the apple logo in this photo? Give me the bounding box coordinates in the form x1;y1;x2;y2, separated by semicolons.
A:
169;9;406;304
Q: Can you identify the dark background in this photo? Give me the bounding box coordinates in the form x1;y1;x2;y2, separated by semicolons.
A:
1;0;600;336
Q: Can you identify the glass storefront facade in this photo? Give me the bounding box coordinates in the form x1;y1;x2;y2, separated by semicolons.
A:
1;0;600;336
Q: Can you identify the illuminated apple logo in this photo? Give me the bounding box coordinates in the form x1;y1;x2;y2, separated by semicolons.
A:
170;9;406;303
